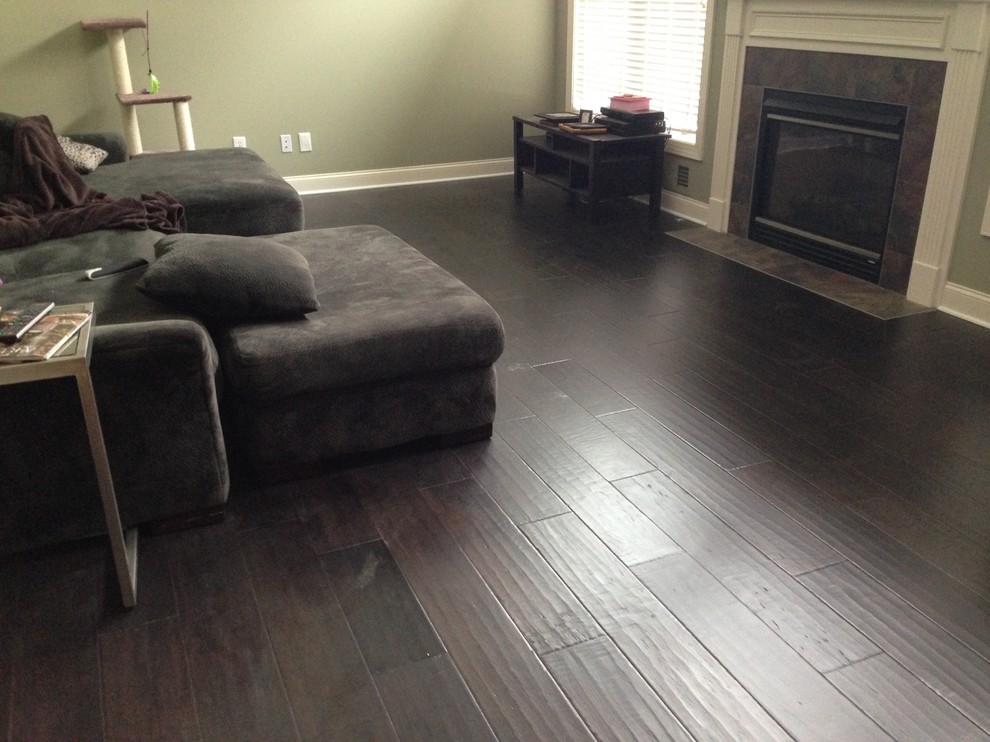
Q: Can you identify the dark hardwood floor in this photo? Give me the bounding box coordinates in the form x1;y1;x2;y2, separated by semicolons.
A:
3;176;989;740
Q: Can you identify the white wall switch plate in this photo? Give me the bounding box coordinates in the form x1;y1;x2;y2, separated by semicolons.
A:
299;132;312;152
232;136;247;148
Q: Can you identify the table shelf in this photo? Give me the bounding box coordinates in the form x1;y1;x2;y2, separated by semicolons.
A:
513;115;670;216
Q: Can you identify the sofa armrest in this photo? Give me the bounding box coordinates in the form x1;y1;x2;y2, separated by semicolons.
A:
70;131;129;164
92;318;218;371
0;317;228;554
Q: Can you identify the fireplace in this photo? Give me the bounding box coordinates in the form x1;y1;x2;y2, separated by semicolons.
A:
749;89;907;283
708;0;990;306
726;47;943;294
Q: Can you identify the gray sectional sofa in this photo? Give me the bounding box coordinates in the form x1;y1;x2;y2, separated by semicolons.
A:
0;113;504;553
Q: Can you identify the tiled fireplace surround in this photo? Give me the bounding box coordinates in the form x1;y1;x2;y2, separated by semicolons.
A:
705;0;990;311
728;48;945;294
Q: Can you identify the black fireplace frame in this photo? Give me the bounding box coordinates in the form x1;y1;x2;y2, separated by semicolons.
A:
749;89;908;283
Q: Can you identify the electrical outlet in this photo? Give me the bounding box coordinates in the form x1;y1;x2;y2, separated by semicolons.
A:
280;134;293;153
232;136;247;148
298;132;312;152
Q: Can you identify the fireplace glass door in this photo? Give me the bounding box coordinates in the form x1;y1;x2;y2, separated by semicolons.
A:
750;90;906;283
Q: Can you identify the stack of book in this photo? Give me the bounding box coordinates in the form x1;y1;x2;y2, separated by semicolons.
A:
597;107;666;136
536;112;580;125
559;122;608;135
0;303;92;363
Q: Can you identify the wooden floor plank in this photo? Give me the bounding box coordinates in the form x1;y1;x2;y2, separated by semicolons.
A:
576;353;771;470
290;474;381;554
651;368;858;463
655;336;866;429
542;637;694;742
6;544;106;657
455;434;570;524
9;643;102;740
497;362;581;420
320;539;445;675
801;562;990;733
180;606;297;741
540;405;656;482
813;424;990;542
522;513;790;741
826;654;990;740
374;655;495;742
497;415;681;566
734;461;990;660
634;552;890;741
849;495;990;603
535;359;637;416
616;471;879;672
166;522;257;622
224;478;305;533
168;524;297;741
420;477;602;655
493;383;534;423
98;619;199;741
372;488;595;741
0;662;9;742
602;408;843;574
242;523;396;741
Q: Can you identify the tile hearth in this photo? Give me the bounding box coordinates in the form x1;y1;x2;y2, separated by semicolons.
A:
668;226;934;327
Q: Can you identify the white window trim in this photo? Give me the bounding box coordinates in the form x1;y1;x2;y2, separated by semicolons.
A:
565;0;716;162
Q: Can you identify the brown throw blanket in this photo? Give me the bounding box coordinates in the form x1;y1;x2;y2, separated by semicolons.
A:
0;115;185;250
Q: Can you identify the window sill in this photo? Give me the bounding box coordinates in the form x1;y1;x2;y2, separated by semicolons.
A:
666;139;703;162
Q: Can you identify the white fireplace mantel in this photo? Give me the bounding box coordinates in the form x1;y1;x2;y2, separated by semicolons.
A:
708;0;990;307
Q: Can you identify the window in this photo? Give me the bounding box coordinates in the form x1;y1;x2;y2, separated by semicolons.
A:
568;0;712;158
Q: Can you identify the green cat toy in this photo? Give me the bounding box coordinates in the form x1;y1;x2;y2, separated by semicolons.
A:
144;11;159;94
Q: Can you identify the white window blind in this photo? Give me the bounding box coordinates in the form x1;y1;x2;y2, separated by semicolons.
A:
570;0;709;146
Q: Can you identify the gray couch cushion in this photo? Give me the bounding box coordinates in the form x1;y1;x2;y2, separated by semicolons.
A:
136;233;320;320
0;228;162;284
216;225;505;400
84;148;304;236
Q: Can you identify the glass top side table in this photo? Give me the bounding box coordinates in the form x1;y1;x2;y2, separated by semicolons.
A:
0;302;138;607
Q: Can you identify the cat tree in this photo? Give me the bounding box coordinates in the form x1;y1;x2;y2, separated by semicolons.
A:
81;17;195;155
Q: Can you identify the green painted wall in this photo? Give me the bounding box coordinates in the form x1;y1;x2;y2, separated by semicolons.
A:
948;57;990;296
1;0;557;176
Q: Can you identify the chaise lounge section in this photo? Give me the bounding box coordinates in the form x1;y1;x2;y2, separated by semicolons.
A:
215;225;504;477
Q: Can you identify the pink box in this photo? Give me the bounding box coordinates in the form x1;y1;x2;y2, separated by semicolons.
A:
609;95;651;112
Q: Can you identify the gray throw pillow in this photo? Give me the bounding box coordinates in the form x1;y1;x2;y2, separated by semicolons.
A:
56;135;108;173
136;234;321;321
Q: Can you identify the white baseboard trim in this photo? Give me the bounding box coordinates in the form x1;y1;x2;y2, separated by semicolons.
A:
939;282;990;329
287;158;514;195
660;191;709;225
290;159;713;230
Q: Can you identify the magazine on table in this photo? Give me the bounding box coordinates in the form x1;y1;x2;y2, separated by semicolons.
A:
0;311;92;363
0;301;56;344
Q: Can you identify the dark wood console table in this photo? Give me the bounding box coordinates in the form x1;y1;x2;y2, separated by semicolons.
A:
513;115;671;217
